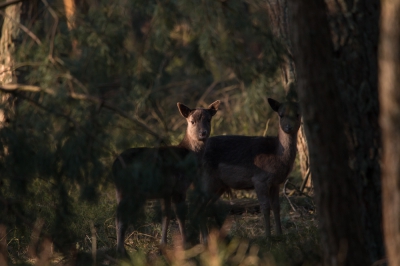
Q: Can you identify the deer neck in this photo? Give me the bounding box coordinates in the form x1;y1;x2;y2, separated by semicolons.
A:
178;134;206;155
277;127;298;162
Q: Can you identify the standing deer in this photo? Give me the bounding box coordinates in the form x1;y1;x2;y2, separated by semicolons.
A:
112;100;220;255
197;98;300;240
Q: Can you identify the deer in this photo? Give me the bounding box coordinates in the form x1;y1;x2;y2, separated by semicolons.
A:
112;100;220;255
195;98;300;242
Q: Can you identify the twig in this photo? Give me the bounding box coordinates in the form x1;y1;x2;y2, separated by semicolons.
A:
0;10;41;45
0;83;54;94
286;180;314;199
0;0;22;10
126;231;157;240
41;0;59;63
300;167;311;193
283;179;298;213
197;80;220;107
60;73;89;94
262;119;270;137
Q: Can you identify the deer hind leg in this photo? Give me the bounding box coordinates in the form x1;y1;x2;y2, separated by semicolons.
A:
270;184;282;235
172;193;187;246
116;197;145;256
160;197;171;246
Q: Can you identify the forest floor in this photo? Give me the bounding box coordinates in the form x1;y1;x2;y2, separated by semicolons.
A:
88;188;321;266
7;184;320;265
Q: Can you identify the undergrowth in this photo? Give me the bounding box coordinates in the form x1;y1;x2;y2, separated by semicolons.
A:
9;193;319;265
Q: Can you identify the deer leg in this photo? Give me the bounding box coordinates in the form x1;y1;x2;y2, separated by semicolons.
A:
197;194;210;245
270;185;282;235
199;189;226;244
172;194;187;246
116;199;133;256
211;189;228;228
254;178;272;238
160;197;171;246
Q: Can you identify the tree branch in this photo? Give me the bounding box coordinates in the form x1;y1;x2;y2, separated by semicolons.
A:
0;83;163;140
283;179;298;213
41;0;59;63
0;0;22;10
0;10;41;45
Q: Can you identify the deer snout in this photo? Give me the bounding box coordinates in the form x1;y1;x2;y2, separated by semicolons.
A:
283;124;293;133
199;130;208;139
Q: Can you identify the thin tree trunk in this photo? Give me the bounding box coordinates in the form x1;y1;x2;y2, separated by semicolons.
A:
379;0;400;264
289;0;382;264
63;0;76;30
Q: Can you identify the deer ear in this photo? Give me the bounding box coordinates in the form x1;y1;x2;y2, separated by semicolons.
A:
268;98;280;112
177;102;192;118
207;100;220;116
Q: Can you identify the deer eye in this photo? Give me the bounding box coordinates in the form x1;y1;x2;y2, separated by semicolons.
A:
190;121;195;125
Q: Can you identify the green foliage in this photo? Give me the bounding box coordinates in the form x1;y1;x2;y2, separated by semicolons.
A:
0;0;300;264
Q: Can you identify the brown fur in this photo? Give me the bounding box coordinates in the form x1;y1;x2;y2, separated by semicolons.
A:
113;100;220;255
198;98;300;240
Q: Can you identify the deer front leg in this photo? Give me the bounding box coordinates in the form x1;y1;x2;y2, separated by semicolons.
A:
270;184;282;235
160;197;171;246
253;175;272;238
172;194;187;246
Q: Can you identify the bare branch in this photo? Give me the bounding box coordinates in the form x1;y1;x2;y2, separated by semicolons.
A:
0;83;163;140
41;0;59;63
0;0;22;10
283;179;298;213
0;83;54;94
0;10;41;45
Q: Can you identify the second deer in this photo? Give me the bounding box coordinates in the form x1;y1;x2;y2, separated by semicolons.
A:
113;100;220;255
197;98;301;241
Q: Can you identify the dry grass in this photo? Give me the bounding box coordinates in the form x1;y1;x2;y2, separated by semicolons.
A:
5;183;320;266
94;190;320;266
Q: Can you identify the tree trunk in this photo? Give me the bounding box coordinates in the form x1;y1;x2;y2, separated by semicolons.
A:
289;0;383;265
324;0;383;262
63;0;76;30
265;0;311;189
379;0;400;264
0;1;21;84
0;3;25;265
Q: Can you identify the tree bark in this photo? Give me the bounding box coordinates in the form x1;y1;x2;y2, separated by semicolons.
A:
379;0;400;264
289;0;383;265
0;3;24;265
0;1;21;84
63;0;76;30
324;0;383;262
